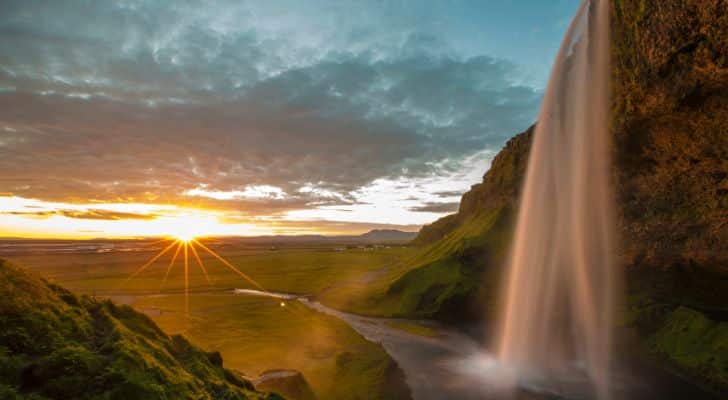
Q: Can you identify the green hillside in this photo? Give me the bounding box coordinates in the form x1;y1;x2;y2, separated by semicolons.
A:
368;128;533;320
0;259;282;400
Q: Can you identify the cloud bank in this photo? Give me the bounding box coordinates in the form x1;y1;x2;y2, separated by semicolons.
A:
0;1;563;233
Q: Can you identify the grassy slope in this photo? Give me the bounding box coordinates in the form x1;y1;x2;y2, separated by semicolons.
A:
132;294;410;400
340;127;532;321
7;247;413;400
361;0;728;390
0;259;280;400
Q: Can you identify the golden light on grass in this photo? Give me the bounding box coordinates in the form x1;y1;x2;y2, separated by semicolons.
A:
121;230;270;321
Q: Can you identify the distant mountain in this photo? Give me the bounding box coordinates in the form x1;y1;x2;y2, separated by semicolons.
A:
357;229;418;243
209;229;417;245
0;259;282;400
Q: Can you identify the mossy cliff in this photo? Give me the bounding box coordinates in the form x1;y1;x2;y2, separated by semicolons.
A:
375;127;532;321
612;0;727;390
375;0;727;389
0;259;283;400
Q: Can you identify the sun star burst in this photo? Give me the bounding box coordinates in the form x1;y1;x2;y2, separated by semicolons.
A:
121;230;270;323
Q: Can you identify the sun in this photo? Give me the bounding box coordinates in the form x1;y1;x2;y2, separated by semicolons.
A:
121;228;270;321
173;231;197;242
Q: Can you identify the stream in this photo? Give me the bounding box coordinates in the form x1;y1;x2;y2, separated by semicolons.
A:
230;289;719;400
113;288;718;400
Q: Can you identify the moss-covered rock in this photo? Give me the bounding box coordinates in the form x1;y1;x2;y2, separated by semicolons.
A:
0;259;283;400
649;307;728;390
254;370;316;400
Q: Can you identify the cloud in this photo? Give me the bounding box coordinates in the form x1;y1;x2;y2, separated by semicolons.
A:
409;202;460;213
433;190;466;199
57;209;158;220
0;0;543;231
2;208;158;220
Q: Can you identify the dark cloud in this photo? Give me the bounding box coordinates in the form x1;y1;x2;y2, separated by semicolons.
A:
58;209;158;221
433;190;466;199
0;0;541;219
3;209;157;220
409;202;460;213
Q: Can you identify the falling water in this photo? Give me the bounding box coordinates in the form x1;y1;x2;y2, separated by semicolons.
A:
495;1;615;399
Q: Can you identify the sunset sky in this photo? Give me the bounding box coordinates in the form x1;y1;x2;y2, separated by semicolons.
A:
0;0;579;238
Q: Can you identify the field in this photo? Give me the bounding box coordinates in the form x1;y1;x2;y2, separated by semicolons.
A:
5;240;416;399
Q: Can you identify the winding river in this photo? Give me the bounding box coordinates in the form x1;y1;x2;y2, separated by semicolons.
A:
113;288;717;400
228;289;718;400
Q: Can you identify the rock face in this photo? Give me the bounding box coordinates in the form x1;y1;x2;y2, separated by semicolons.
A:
413;126;533;248
254;370;316;400
610;0;727;391
0;259;283;400
378;127;533;321
612;0;727;272
383;0;726;389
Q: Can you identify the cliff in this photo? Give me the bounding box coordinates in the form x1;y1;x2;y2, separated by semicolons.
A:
375;0;727;389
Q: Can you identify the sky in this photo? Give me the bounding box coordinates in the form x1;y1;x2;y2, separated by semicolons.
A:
0;0;579;238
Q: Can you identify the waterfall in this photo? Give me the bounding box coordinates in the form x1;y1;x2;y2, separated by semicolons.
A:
495;0;615;399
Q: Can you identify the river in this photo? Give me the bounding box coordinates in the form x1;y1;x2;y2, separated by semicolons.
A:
228;289;718;400
113;288;716;400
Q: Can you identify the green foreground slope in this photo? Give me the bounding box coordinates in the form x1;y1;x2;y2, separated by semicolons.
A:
0;259;282;400
370;0;727;390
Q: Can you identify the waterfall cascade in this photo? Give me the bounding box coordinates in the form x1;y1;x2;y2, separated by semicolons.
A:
495;0;616;398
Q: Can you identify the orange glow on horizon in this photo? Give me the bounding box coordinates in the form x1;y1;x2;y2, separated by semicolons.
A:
0;195;424;239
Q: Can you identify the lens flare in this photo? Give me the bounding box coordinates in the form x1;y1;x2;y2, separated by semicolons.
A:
121;233;274;321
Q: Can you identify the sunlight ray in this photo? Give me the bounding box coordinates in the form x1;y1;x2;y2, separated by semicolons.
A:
149;237;175;246
184;242;189;318
189;241;214;287
192;239;266;291
119;240;178;288
160;241;183;291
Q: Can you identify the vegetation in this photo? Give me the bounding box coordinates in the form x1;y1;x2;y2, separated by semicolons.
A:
648;307;728;389
339;127;532;321
131;293;410;400
7;245;411;299
5;246;413;400
0;259;281;400
254;371;316;400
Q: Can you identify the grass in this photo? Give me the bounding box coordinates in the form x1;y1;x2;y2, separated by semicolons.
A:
132;293;403;399
5;243;415;399
337;205;514;320
0;259;276;400
6;244;411;299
